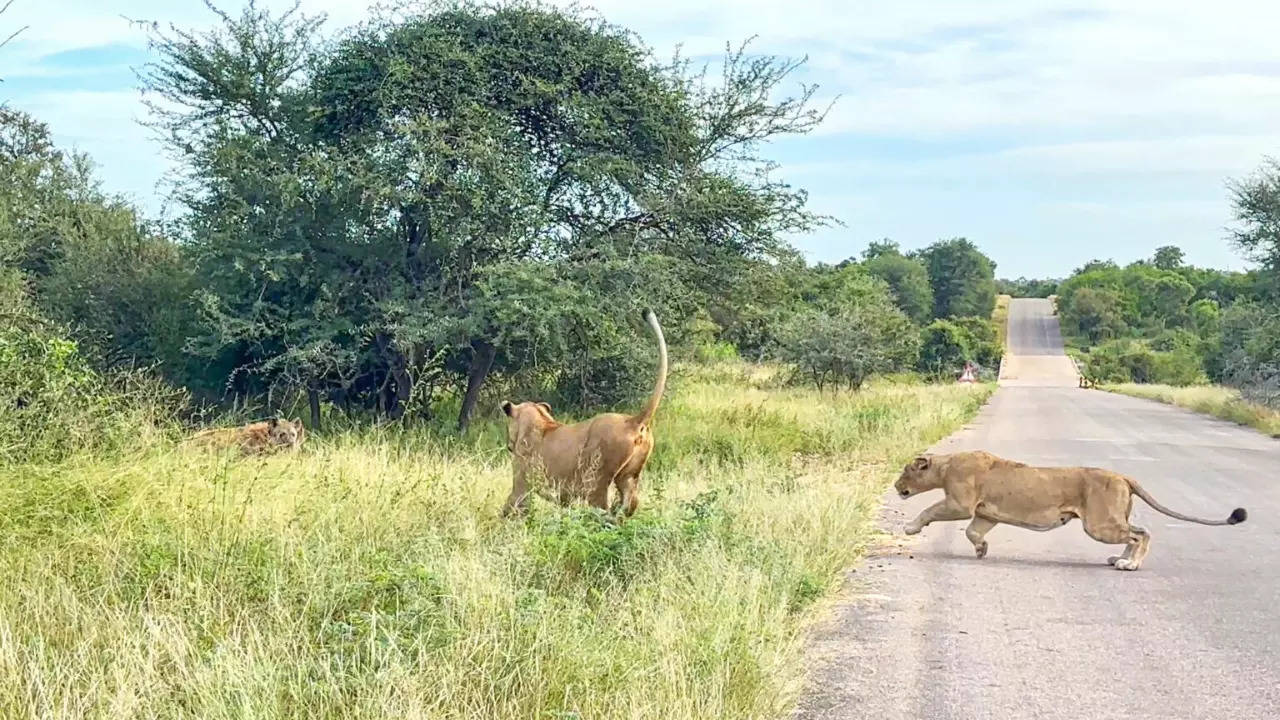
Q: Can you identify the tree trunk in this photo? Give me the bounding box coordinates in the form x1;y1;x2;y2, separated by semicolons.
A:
390;363;412;421
307;388;322;432
458;340;496;433
378;371;393;418
374;334;413;421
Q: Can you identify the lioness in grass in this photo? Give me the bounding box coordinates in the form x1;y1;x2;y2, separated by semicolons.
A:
188;418;305;455
500;309;667;518
894;450;1247;570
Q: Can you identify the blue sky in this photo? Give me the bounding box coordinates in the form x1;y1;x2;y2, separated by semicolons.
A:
3;1;1279;278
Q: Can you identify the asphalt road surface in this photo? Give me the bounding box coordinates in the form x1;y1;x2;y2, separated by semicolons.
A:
998;298;1078;386
794;298;1279;720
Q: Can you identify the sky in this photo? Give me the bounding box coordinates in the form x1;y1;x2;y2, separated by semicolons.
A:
2;1;1279;278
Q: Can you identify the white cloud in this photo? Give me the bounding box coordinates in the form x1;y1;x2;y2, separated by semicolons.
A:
9;0;1278;146
989;135;1280;177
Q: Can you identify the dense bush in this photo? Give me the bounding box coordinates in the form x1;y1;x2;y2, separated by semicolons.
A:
1082;341;1153;383
1081;339;1205;386
0;317;179;464
1188;298;1221;338
1152;347;1208;386
1061;287;1126;343
915;318;1002;377
554;338;658;410
776;303;919;391
1208;301;1280;399
1054;240;1279;389
950;317;1003;368
917;320;971;376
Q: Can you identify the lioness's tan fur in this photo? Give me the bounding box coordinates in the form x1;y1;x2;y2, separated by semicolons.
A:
188;418;305;456
500;309;668;518
894;450;1247;570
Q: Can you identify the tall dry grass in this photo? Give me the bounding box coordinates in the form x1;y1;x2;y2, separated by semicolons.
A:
1105;383;1280;437
0;363;991;719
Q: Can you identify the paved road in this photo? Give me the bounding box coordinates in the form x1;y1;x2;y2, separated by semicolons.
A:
794;299;1279;720
999;298;1078;386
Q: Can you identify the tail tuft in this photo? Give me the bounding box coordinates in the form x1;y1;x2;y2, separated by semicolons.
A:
641;308;654;322
1229;507;1248;524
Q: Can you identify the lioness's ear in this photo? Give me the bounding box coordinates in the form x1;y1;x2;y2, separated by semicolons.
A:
536;402;552;416
911;455;932;471
501;401;514;417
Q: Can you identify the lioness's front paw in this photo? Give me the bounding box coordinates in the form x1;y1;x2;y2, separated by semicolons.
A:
974;542;988;559
1112;558;1140;571
1106;555;1122;566
903;523;923;535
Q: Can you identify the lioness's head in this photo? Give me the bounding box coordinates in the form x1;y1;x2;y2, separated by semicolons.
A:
268;418;304;449
500;401;554;453
894;455;941;498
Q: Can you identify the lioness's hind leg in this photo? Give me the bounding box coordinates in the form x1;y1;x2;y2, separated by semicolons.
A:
587;482;611;512
1113;525;1150;571
1107;533;1138;566
965;517;997;559
613;473;641;518
1085;516;1149;571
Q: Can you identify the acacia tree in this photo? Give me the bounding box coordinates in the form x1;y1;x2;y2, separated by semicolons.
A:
1229;157;1280;273
1152;245;1185;270
774;267;919;390
140;2;367;427
143;1;828;429
777;303;918;391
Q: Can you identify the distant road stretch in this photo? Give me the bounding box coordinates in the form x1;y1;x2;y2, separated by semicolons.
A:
998;298;1077;386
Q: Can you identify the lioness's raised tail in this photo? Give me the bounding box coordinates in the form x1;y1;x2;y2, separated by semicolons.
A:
630;309;668;427
1127;478;1247;526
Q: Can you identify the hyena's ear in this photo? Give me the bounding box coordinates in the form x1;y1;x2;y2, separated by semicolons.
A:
536;402;552;416
501;401;514;417
292;418;303;430
911;455;932;471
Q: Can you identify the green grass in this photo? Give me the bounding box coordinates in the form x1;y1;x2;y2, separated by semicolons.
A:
0;363;992;719
993;294;1011;349
1104;383;1280;438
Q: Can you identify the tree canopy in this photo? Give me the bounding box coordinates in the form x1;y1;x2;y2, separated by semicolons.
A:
913;238;997;319
139;0;829;428
863;246;933;324
1229;156;1280;273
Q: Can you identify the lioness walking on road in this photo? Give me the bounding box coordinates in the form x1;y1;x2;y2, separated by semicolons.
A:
894;450;1247;570
500;309;668;518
